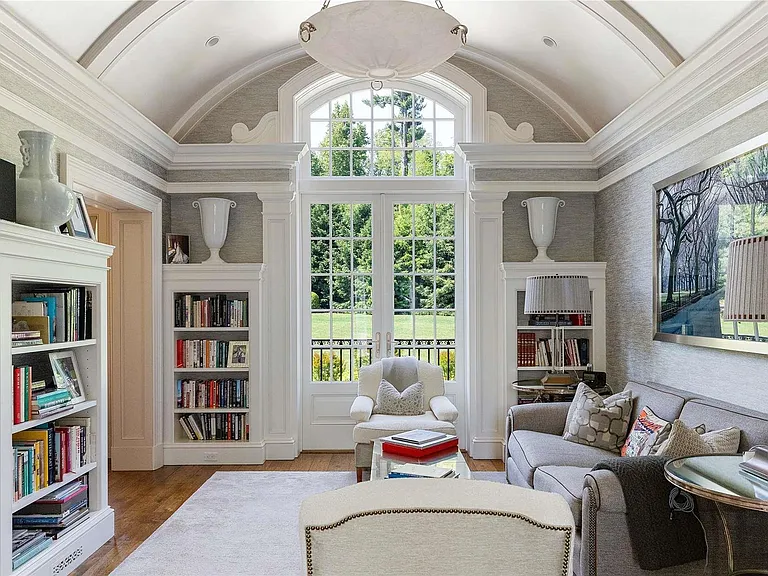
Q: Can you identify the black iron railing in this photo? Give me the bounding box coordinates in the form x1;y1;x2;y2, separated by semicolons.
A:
311;338;456;381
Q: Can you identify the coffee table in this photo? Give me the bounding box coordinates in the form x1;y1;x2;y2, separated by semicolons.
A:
370;438;472;481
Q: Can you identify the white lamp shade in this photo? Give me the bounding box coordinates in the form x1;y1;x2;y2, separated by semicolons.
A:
524;275;592;315
723;235;768;321
299;1;465;80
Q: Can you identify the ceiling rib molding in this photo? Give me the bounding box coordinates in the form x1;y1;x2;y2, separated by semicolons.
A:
79;0;157;68
576;0;680;78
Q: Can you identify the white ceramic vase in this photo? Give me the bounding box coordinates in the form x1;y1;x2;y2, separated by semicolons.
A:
521;196;565;262
193;197;237;264
15;130;76;232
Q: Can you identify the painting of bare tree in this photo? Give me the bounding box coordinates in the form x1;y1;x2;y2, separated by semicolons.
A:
656;141;768;344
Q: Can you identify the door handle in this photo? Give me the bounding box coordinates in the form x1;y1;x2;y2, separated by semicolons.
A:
386;331;392;356
374;332;381;358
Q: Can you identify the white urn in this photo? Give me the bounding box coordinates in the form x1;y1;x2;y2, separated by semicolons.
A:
521;196;565;263
192;197;237;264
15;130;76;231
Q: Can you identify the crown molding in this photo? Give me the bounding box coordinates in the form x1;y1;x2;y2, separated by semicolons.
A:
457;143;596;170
170;143;308;171
166;181;294;194
472;180;599;194
163;262;265;283
587;1;768;165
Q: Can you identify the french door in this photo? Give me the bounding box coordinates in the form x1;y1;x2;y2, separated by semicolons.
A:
301;194;464;449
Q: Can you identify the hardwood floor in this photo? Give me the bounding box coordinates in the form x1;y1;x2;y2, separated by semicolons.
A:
74;452;504;575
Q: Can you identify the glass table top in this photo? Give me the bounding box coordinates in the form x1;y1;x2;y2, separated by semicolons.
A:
370;439;472;481
664;455;768;512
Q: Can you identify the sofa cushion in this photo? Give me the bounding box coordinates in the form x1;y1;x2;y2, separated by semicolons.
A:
508;430;614;486
352;411;455;444
679;398;768;452
625;381;691;424
534;466;591;528
656;420;741;458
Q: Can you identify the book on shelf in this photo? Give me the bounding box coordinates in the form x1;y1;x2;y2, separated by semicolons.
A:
387;463;456;479
12;316;50;345
178;413;249;441
176;378;249;409
14;478;91;539
381;433;458;457
174;294;248;328
527;314;591;327
517;334;589;368
14;287;91;343
176;339;249;369
12;529;52;570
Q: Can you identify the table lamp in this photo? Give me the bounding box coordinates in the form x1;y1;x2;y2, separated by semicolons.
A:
723;234;768;341
524;274;591;385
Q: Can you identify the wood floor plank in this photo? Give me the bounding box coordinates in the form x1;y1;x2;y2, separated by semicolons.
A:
74;453;504;574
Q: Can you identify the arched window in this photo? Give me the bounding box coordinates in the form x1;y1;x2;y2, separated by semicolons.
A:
308;88;456;177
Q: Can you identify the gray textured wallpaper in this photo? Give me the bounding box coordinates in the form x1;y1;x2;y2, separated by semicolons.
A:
169;193;263;263
167;169;290;183
476;168;598;181
594;101;768;413
504;192;594;262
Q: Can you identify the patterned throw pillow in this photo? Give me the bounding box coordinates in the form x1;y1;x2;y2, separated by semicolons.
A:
621;406;672;457
563;383;634;452
655;420;741;459
373;380;424;416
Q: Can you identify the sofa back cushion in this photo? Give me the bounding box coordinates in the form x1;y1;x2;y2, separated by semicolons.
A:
622;381;690;424
679;398;768;452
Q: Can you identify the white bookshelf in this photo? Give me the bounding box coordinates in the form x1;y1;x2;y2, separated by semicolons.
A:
162;264;264;465
0;221;114;576
502;262;607;405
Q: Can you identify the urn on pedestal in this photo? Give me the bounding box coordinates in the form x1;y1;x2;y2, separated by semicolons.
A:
193;197;237;264
521;196;565;262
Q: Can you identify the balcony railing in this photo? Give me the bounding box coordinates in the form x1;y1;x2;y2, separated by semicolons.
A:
311;338;456;381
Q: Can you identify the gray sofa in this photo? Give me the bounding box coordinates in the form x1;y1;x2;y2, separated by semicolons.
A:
505;380;768;576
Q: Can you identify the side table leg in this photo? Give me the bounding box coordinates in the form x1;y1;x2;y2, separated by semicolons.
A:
714;501;768;576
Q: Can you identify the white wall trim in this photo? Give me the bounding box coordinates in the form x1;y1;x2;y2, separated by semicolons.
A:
457;142;596;170
170;143;308;170
487;112;535;144
231;111;279;144
166;181;294;195
472;180;600;194
60;154;164;470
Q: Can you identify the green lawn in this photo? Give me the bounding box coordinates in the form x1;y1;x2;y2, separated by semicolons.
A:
721;319;768;338
311;312;455;340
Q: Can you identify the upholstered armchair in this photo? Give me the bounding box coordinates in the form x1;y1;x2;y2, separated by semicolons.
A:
300;478;575;575
350;356;459;481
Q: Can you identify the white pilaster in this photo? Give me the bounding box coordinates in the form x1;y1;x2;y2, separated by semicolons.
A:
258;186;300;459
467;184;509;459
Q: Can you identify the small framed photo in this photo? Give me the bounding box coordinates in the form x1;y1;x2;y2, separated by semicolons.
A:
165;233;190;264
227;341;249;368
49;350;86;404
61;194;95;240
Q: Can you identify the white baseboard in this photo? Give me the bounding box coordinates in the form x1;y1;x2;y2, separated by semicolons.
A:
163;443;267;465
469;437;504;460
265;438;299;460
110;445;163;471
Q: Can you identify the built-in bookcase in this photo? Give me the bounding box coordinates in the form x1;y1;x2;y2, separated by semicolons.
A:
0;221;113;576
163;264;264;465
502;262;607;405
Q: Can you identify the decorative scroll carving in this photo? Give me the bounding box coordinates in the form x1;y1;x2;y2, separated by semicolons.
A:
230;111;279;144
487;111;535;144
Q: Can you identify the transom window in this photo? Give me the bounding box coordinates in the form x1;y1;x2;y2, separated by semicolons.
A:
309;89;455;177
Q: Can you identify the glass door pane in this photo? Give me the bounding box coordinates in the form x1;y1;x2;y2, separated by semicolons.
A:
310;202;374;382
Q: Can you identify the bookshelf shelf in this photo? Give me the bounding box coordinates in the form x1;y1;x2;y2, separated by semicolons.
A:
515;326;593;331
163;264;264;465
2;221;114;576
11;400;97;434
517;366;588;371
11;339;97;356
11;462;97;513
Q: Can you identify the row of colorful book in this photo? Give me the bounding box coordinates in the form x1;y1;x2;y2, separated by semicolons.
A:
527;314;592;327
12;479;90;569
14;365;72;424
518;334;590;367
12;286;92;344
174;293;248;328
175;378;249;409
13;419;92;501
175;339;249;369
178;413;249;441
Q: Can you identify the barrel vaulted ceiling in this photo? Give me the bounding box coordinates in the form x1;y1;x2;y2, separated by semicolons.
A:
2;0;758;141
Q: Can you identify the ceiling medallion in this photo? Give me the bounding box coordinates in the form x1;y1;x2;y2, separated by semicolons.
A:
298;0;467;90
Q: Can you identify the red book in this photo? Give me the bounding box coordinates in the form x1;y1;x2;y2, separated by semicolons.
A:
13;367;21;424
176;339;183;368
382;437;459;458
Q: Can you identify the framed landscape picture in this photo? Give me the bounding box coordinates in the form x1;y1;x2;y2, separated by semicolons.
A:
653;134;768;353
49;350;86;403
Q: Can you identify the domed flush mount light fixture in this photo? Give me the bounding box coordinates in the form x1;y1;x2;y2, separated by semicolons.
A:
299;0;467;89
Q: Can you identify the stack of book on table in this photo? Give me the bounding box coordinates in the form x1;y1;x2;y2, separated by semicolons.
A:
739;445;768;501
381;429;458;458
388;463;457;479
14;480;90;542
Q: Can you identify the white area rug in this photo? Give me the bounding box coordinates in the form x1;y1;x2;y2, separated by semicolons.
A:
112;470;506;576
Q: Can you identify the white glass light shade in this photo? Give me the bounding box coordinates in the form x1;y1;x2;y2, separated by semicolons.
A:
723;235;768;321
298;1;466;80
524;275;592;315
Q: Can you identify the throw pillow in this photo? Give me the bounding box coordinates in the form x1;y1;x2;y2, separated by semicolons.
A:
655;420;741;459
373;380;424;416
563;383;634;452
621;406;672;457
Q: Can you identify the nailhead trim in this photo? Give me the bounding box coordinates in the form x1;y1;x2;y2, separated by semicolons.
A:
584;484;598;576
304;507;572;575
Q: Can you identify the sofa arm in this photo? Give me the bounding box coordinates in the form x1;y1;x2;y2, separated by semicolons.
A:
350;396;374;422
505;402;571;439
430;395;458;423
583;469;627;514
